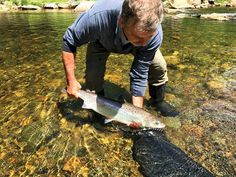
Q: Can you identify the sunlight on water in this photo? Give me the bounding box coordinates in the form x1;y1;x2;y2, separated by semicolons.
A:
0;11;235;176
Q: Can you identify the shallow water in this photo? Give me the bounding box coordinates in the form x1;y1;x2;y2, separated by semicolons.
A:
0;11;235;176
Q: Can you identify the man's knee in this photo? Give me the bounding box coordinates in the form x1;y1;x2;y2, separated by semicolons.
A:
148;49;168;85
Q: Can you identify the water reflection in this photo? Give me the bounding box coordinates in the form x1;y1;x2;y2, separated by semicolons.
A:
0;11;235;176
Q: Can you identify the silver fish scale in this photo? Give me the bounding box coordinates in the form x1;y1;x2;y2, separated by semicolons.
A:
77;90;165;128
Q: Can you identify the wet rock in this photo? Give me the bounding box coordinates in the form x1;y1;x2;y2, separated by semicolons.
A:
0;4;8;11
63;156;81;173
174;13;190;19
17;119;60;153
207;80;225;90
229;0;236;7
43;3;58;9
169;0;194;9
35;167;48;174
0;2;18;11
18;5;41;11
206;67;236;102
190;0;202;6
58;3;71;9
183;124;204;139
211;131;226;146
165;8;189;14
164;117;182;129
200;99;236;122
200;13;236;21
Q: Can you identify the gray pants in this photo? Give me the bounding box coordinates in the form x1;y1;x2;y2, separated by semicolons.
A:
85;42;168;93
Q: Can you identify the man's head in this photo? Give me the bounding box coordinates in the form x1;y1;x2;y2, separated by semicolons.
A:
120;0;164;46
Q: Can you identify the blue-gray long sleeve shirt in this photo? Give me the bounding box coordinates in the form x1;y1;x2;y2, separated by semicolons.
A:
62;0;163;96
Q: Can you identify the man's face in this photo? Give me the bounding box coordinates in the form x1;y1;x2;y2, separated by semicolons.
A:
120;18;156;46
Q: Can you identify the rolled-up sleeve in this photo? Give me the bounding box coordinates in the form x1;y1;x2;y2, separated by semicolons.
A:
130;25;163;96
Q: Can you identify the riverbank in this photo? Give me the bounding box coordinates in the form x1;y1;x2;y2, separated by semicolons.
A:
1;1;236;21
0;0;95;12
0;11;235;176
0;0;236;13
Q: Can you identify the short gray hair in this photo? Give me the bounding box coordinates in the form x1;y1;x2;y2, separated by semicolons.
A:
121;0;164;32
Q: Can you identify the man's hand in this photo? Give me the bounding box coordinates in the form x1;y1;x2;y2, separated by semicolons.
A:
66;81;81;98
132;96;144;108
62;51;81;98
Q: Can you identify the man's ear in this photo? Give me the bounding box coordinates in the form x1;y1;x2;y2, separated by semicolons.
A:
119;17;124;27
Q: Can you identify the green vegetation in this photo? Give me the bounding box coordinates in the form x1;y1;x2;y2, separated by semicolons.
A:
215;0;230;3
2;0;69;6
1;0;231;6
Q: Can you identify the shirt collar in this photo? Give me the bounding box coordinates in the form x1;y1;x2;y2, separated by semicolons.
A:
115;14;129;46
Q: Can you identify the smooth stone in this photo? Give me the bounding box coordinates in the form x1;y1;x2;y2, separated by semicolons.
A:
43;3;58;9
18;5;41;10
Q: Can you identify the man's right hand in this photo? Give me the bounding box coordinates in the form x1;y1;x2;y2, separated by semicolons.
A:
66;81;82;98
62;51;81;98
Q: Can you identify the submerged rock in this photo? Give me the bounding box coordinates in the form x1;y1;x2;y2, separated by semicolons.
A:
17;119;60;153
200;99;236;122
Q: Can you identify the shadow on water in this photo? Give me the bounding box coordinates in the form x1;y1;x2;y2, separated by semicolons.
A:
57;99;93;126
57;81;132;127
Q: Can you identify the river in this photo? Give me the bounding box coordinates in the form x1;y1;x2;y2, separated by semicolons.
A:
0;10;235;176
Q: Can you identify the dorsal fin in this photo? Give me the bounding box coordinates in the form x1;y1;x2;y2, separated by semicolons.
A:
85;89;95;93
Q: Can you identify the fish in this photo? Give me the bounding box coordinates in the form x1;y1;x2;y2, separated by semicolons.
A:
75;89;165;129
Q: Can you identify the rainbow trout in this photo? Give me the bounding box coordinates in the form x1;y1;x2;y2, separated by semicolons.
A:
76;90;165;129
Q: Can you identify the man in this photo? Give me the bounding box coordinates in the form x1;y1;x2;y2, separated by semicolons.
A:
62;0;179;117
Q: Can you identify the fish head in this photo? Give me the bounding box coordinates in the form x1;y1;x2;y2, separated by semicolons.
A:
146;119;165;129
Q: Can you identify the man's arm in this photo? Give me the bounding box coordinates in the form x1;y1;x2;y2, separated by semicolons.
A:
62;51;81;98
132;96;144;108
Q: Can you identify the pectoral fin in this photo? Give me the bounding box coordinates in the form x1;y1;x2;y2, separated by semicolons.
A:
104;118;115;124
82;102;91;109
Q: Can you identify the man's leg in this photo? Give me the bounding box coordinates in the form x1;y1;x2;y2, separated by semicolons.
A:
85;42;110;122
85;41;110;94
148;49;179;117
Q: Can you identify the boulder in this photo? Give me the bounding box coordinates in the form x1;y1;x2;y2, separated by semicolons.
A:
43;3;59;9
1;1;18;11
230;0;236;6
18;5;41;10
58;3;70;9
189;0;202;6
0;4;8;11
169;0;194;9
74;1;95;12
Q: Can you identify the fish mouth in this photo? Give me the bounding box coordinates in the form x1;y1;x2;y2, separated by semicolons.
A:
155;121;165;129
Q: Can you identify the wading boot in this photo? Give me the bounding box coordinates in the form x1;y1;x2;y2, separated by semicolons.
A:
148;84;179;117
